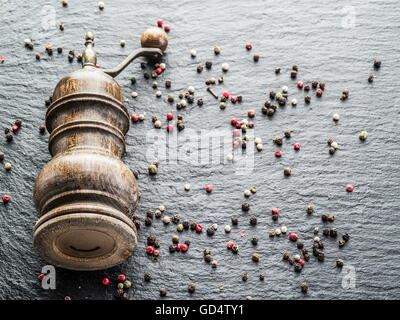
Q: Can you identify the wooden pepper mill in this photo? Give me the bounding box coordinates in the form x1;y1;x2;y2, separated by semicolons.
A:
33;27;168;271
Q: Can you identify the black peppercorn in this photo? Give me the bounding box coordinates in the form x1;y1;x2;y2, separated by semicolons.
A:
144;217;152;226
304;95;311;104
304;85;310;91
275;67;281;74
114;288;124;298
147;235;156;245
237;95;243;102
292;65;298;71
140;62;146;69
205;61;212;69
253;54;259;62
291;71;297;79
273;136;283;145
242;203;250;211
6;133;13;142
323;228;330;236
197;64;203;73
284;130;292;138
190;222;197;230
311;80;318;89
294;263;303;272
197;98;204;106
373;60;381;69
342;233;350;242
297;241;304;249
231;217;238;225
306;205;314;214
329;147;336;154
319;82;326;90
242;273;248;281
165;80;172;88
338;239;346;247
130;77;136;85
184;240;191;246
336;259;344;267
300;284;308;294
143;72;150;79
283;252;289;260
206;228;215;236
266;108;275;116
169;244;176;253
144;273;152;281
232;245;239;254
251;237;258;245
249;217;257;225
269;91;276;99
368;75;374;83
204;254;212;263
330;228;338;238
188;284;196;293
271;214;278;221
146;209;154;219
4;128;10;134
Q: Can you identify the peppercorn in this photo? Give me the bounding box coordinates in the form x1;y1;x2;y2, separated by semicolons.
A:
230;217;238;226
206;228;215;236
213;46;221;54
143;72;150;79
338;239;346;248
168;244;176;253
330;228;338;238
251;253;260;262
306;205;314;215
373;60;381;69
359;131;368;141
117;283;124;289
368;75;374;83
253;54;260;62
271;214;278;221
5;133;13;142
300;284;308;294
211;260;218;268
147;235;156;246
249;217;257;225
148;164;158;175
290;71;297;79
283;167;292;176
242;273;248;281
336;259;344;268
304;96;311;104
144;217;152;226
188;284;196;293
343;233;350;242
114;288;124;298
38;124;46;134
304;85;310;91
205;61;212;69
297;241;304;249
172;215;180;224
159;288;167;297
273;136;283;145
242;203;250;211
327;215;335;222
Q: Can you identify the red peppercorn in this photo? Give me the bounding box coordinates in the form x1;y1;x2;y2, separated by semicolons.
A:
231;118;238;125
316;88;323;97
222;91;230;98
235;122;242;129
288;233;298;241
179;244;188;252
205;185;213;193
131;114;139;122
2;195;10;204
245;43;252;50
233;129;241;137
11;125;19;133
102;278;110;286
248;121;254;128
297;81;304;88
95;64;101;68
346;185;354;192
298;259;305;266
37;273;45;281
293;143;301;150
117;274;126;282
163;25;170;32
226;241;235;249
271;208;280;215
231;96;238;103
275;150;283;157
155;67;163;75
146;246;154;254
195;224;203;232
166;124;174;132
167;113;173;121
157;19;164;27
64;296;72;300
0;56;5;63
153;249;160;256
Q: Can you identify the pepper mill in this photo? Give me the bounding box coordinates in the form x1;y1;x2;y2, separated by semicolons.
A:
33;27;168;271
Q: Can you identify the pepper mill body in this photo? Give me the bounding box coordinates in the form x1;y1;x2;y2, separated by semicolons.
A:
33;29;168;271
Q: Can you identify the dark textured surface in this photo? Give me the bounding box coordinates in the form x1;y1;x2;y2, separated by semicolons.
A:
0;0;399;300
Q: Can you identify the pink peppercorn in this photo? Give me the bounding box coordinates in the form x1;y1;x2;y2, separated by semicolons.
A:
226;241;235;249
117;274;126;282
167;113;173;120
163;25;170;32
294;143;301;150
271;208;280;215
102;278;110;286
233;129;241;137
0;56;5;63
155;67;163;75
346;185;354;192
297;81;304;88
248;121;254;128
11;125;19;133
235;122;242;129
37;274;45;281
131;114;139;122
166;124;174;132
222;91;230;98
298;259;305;266
195;224;203;232
233;140;241;148
245;43;252;50
275;150;283;157
153;249;160;256
64;296;72;300
2;195;10;204
146;246;154;254
231;96;238;103
179;244;189;252
289;233;298;241
205;185;213;193
231;118;238;125
157;19;163;27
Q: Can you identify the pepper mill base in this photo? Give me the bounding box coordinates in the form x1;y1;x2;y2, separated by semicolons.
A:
33;213;137;271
